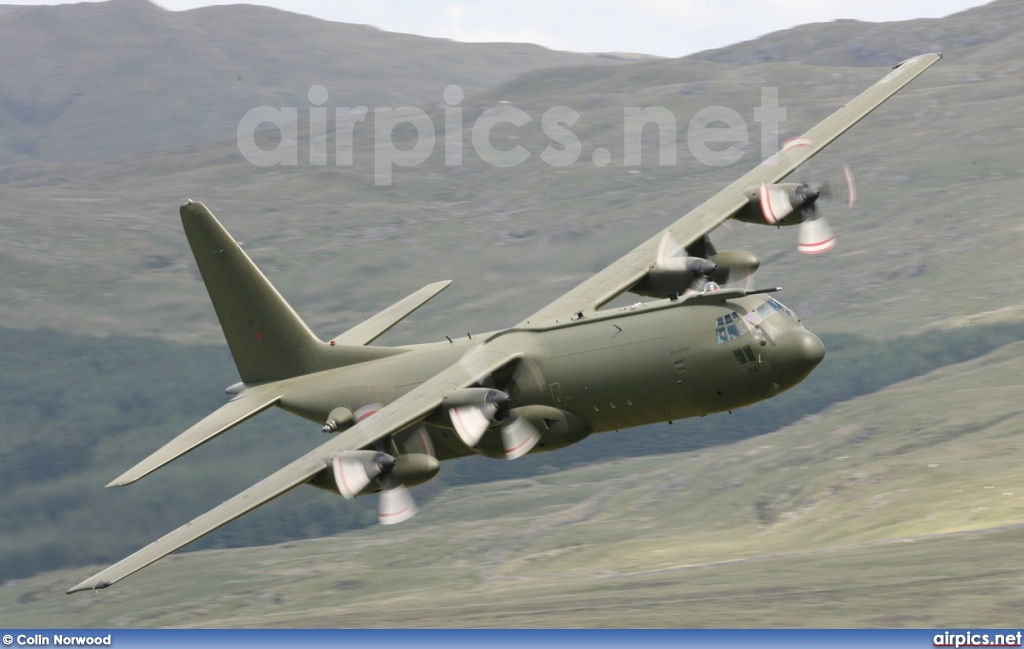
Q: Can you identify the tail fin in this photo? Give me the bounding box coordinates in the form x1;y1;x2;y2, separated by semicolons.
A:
180;201;401;383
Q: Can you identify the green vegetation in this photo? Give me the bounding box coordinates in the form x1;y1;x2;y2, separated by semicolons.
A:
0;329;378;582
1;0;1023;628
1;322;1019;584
1;2;1023;344
0;0;632;166
4;340;1024;627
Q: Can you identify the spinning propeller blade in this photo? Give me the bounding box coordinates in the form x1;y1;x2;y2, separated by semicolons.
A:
449;346;545;459
379;484;417;525
798;214;837;255
450;404;494;447
794;165;855;255
332;452;395;500
501;415;541;460
759;183;795;224
843;164;857;208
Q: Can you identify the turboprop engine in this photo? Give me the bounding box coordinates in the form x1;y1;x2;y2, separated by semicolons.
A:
440;387;593;460
307;448;440;525
733;167;856;254
309;450;440;497
631;249;760;298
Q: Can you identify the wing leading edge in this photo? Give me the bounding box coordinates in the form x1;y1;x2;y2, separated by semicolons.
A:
106;382;284;487
68;333;528;593
520;53;942;325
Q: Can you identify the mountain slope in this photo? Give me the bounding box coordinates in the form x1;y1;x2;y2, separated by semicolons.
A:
0;1;1021;343
691;0;1023;67
2;48;1020;342
4;339;1024;627
0;0;632;164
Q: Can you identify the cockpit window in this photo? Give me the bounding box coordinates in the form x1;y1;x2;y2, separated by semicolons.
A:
748;297;796;325
715;311;748;344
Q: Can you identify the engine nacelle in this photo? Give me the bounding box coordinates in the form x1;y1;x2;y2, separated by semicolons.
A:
733;183;814;226
308;450;439;496
631;250;759;298
391;452;441;488
442;387;510;417
631;256;715;298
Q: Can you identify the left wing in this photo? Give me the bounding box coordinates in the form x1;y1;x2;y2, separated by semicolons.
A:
520;53;941;325
106;381;284;487
68;334;527;593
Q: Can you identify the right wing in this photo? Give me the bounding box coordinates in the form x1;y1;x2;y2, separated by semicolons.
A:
68;333;527;593
519;53;942;325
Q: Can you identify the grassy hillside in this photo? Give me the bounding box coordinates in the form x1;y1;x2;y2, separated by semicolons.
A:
3;322;1018;584
0;0;632;165
691;0;1023;67
4;339;1024;627
1;0;1023;627
2;0;1024;585
1;2;1022;344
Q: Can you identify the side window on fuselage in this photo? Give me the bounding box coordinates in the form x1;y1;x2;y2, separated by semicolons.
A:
715;311;748;344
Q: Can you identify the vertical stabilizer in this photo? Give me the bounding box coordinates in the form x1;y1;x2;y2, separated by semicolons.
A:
180;201;398;382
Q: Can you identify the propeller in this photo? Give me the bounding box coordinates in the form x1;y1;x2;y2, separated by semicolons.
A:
653;232;759;294
449;347;545;460
448;389;509;447
331;419;438;524
793;183;835;255
331;450;395;500
378;482;417;525
447;387;544;460
498;412;542;460
759;164;856;255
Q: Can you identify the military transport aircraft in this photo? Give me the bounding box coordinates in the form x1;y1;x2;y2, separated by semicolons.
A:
68;53;940;593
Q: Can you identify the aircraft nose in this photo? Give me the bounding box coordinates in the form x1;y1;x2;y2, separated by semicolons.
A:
771;327;825;387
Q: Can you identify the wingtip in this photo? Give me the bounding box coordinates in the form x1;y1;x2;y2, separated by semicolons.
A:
893;52;943;69
414;279;453;296
105;472;137;488
67;579;109;595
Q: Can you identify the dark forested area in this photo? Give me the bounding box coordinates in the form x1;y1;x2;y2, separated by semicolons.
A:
1;322;1021;582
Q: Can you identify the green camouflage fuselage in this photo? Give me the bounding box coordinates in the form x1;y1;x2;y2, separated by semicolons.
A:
281;293;823;464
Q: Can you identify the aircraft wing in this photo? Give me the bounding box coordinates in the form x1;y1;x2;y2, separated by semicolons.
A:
106;382;284;487
520;53;941;325
68;334;525;593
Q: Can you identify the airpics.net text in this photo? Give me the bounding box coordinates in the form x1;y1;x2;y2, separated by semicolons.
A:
236;84;789;186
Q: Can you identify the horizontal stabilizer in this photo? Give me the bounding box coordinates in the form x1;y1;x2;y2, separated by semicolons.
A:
332;280;452;346
106;383;282;487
